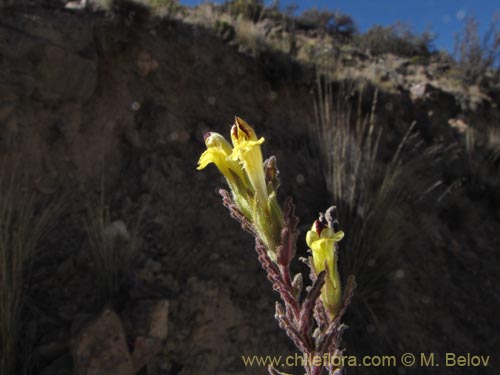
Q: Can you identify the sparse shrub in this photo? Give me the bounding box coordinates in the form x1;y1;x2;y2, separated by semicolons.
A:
184;2;221;28
453;14;500;85
234;18;269;55
110;0;151;24
432;49;455;67
464;121;500;180
409;54;430;66
297;7;357;39
146;0;181;18
225;0;264;23
256;0;283;22
214;19;236;42
355;22;434;57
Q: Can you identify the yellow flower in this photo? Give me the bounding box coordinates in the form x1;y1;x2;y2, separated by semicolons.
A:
197;132;252;216
197;132;245;181
306;220;344;318
197;118;283;258
230;117;268;205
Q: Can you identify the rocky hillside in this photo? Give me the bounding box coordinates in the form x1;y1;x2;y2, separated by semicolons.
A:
0;2;499;375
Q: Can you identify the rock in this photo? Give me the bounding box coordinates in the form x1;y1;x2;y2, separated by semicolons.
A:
103;220;131;243
65;0;86;10
123;300;169;340
410;82;427;101
165;279;244;374
144;300;169;341
448;118;469;133
70;309;134;375
131;336;162;373
136;50;159;77
122;300;169;373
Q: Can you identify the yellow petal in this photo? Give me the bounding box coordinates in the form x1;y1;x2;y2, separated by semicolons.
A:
311;238;333;272
232;116;259;144
306;229;319;248
197;148;226;170
205;132;233;155
197;133;246;184
230;139;265;160
230;119;267;204
331;230;344;242
320;227;335;239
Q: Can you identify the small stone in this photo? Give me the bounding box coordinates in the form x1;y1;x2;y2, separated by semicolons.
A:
394;269;405;279
448;118;468;133
131;101;141;111
70;309;134;375
136;51;159;77
410;83;426;101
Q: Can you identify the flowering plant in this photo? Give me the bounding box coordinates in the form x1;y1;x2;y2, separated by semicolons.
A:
198;117;355;375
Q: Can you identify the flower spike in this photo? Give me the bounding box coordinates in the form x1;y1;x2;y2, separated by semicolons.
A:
197;117;354;375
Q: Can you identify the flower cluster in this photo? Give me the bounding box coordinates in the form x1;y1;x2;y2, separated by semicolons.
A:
197;117;283;259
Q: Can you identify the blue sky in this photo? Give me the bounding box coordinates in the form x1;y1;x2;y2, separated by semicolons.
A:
180;0;499;52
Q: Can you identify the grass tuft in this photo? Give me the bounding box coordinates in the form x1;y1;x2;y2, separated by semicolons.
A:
0;155;62;375
84;191;144;307
313;78;446;354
